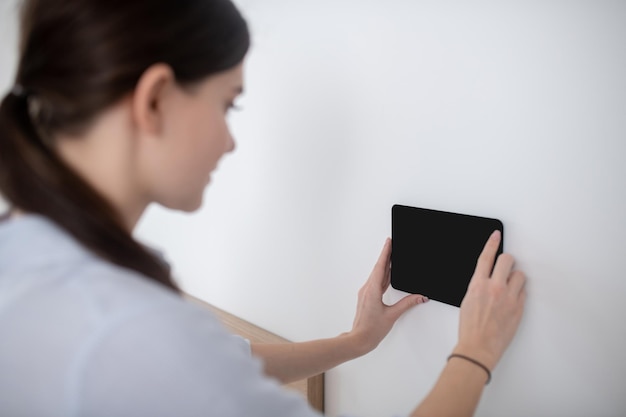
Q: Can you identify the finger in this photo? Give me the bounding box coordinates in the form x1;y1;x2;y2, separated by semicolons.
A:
472;230;501;280
380;239;392;290
381;267;391;292
389;294;428;320
371;238;392;286
508;270;526;297
492;253;515;283
519;287;527;305
383;239;392;288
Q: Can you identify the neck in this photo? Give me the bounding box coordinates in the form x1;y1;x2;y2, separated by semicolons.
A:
52;102;148;233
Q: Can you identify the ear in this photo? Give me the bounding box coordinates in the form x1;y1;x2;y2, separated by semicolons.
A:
131;63;176;137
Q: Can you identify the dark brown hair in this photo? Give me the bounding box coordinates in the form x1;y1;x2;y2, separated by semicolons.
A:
0;0;250;291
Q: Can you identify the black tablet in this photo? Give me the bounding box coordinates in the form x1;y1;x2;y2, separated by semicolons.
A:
391;205;504;307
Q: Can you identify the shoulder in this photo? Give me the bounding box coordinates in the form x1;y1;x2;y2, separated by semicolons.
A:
0;214;321;416
73;287;318;417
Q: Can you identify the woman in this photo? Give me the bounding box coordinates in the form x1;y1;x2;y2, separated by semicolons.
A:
0;0;526;416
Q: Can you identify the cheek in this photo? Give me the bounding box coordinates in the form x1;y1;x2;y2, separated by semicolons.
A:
174;106;231;188
190;109;228;163
169;101;215;148
153;112;205;184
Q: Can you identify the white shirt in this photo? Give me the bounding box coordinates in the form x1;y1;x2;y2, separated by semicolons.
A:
0;213;329;417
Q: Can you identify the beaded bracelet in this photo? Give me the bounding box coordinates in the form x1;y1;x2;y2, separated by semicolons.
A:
447;353;492;385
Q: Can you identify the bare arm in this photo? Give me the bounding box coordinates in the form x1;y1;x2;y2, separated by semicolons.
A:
252;231;525;417
252;238;429;384
411;230;527;417
251;333;364;384
411;357;488;417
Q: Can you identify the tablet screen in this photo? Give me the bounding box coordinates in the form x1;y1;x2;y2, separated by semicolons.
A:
391;205;504;307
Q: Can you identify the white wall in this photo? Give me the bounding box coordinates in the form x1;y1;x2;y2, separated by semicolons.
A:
136;2;626;416
0;0;19;213
0;0;18;92
2;1;625;416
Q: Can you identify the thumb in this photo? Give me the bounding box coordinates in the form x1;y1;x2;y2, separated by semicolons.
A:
389;294;429;321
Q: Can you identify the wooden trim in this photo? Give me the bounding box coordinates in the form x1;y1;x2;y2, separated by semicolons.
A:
307;373;325;413
183;293;325;413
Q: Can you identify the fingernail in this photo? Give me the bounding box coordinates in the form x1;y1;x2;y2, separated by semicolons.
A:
491;230;500;239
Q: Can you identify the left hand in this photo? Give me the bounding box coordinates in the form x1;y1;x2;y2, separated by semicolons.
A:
349;238;429;354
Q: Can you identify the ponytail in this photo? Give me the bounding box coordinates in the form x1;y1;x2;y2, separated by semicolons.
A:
0;88;178;292
0;0;249;293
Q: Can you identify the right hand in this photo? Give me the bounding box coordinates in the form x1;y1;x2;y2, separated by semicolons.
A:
453;230;527;371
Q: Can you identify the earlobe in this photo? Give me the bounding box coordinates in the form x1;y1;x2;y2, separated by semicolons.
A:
131;63;176;137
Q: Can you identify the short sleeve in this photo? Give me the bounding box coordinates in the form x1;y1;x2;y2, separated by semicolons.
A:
72;301;324;417
231;334;252;356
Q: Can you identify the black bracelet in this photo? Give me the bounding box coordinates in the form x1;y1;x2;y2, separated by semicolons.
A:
447;354;491;385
